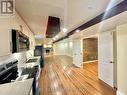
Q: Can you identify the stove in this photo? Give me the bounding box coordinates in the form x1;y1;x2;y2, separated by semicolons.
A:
0;58;40;95
0;60;18;84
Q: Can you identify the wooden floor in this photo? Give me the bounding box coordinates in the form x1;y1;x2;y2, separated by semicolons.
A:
40;55;116;95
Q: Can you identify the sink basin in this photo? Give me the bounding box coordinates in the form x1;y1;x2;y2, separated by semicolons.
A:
16;74;29;81
26;58;38;63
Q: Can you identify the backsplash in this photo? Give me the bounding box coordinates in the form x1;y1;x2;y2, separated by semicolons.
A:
0;50;34;66
0;11;35;62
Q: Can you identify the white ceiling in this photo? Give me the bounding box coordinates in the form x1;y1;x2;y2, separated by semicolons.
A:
16;0;64;36
15;0;124;42
66;0;123;31
70;11;127;39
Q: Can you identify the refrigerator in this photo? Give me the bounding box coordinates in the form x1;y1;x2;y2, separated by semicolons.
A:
34;45;44;68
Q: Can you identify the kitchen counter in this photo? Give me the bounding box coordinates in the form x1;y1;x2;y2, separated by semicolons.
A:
17;56;41;80
0;78;33;95
0;56;41;95
18;56;41;68
17;56;41;95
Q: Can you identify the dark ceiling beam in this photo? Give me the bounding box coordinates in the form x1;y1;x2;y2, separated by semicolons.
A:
53;0;127;43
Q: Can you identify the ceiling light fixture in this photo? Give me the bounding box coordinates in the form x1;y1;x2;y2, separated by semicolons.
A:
34;35;44;39
55;35;59;38
63;28;68;33
76;29;80;33
53;37;56;40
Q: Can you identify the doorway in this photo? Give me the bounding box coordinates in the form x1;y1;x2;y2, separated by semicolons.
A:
82;32;117;88
83;37;98;78
83;38;98;62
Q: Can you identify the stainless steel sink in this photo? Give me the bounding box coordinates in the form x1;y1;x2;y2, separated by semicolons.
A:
26;58;38;63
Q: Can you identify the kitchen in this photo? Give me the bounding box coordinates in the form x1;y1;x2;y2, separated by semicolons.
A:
0;7;43;95
1;0;127;95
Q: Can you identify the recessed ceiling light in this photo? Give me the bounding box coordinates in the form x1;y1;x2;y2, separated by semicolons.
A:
55;35;59;38
76;29;80;33
53;38;56;40
63;28;68;33
34;35;44;39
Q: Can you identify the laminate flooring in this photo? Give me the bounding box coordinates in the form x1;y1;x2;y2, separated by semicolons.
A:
40;55;116;95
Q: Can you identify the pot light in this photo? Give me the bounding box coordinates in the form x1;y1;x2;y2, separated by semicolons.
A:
53;37;56;40
76;29;80;33
55;35;59;38
62;28;68;33
34;35;44;39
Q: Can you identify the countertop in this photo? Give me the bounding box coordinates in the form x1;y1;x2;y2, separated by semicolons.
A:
17;56;41;80
0;56;41;95
0;78;33;95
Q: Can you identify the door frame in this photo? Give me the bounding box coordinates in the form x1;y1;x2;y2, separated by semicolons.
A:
82;36;98;63
113;30;117;88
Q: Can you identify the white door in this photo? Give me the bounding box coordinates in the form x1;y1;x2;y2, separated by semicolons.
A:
98;31;115;87
73;39;83;68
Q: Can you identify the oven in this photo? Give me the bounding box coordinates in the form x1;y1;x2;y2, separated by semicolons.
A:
0;60;18;84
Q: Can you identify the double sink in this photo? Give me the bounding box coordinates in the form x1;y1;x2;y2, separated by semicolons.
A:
17;58;40;81
26;58;38;63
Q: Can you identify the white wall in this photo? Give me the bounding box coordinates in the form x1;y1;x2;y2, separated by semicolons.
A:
116;23;127;95
0;12;35;65
53;38;73;57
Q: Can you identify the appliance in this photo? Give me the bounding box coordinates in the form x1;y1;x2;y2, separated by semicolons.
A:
11;29;30;53
34;45;44;68
0;59;41;95
0;60;18;84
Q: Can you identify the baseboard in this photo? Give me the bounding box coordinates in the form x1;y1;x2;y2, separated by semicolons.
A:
98;78;115;89
73;64;82;68
117;91;125;95
66;55;73;58
83;60;98;64
53;54;73;57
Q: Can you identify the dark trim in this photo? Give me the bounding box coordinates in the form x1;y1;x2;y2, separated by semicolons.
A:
54;0;127;43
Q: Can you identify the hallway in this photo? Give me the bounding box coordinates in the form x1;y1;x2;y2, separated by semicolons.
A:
40;55;116;95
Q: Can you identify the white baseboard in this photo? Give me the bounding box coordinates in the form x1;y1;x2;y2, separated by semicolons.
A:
53;54;73;58
66;55;73;58
117;91;125;95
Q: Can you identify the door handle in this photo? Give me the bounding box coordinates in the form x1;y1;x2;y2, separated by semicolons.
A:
110;61;114;63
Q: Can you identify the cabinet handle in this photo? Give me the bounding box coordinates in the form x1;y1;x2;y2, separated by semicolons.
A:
10;42;12;52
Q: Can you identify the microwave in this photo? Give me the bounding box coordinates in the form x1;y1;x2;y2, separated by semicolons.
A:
11;29;30;53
